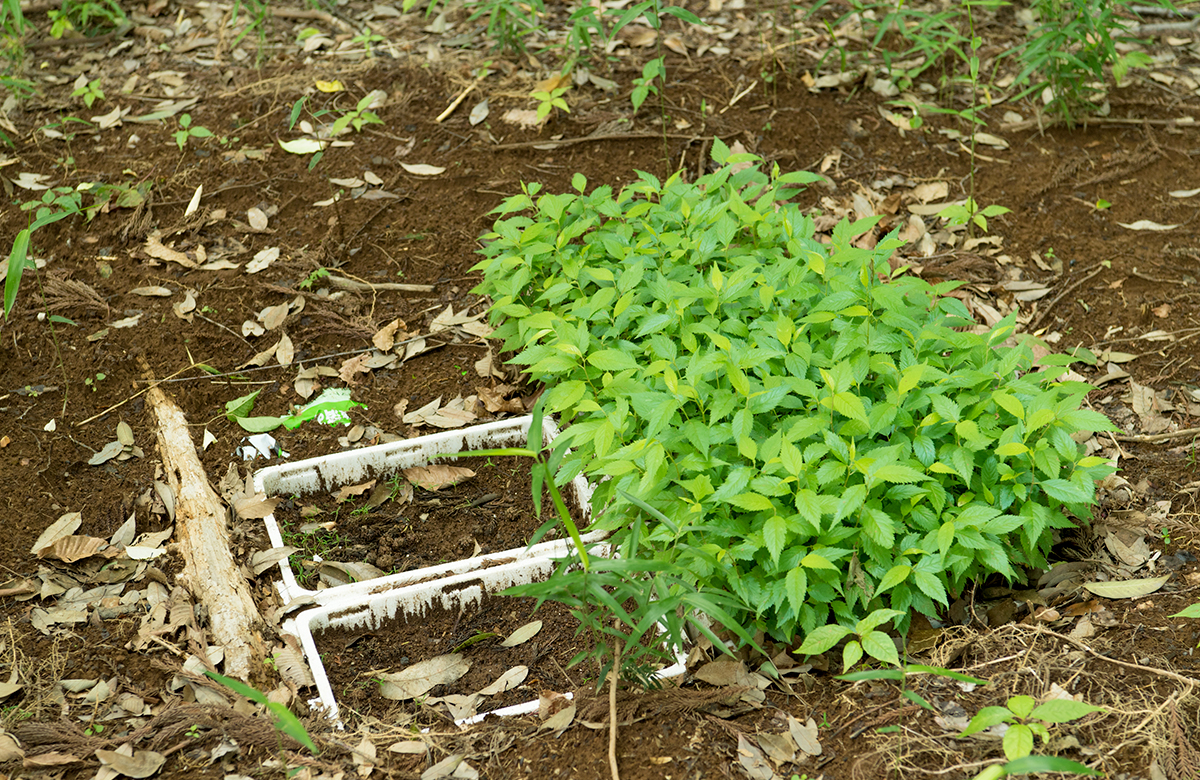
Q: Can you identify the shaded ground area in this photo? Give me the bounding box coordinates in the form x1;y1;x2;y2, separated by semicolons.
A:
3;0;1200;778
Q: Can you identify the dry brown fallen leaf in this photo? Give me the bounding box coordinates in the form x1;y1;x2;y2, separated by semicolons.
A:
378;654;470;700
477;385;525;414
334;480;375;502
402;464;475;491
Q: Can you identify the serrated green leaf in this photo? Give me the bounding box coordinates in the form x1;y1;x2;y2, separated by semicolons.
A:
841;639;864;671
763;514;787;561
995;441;1028;457
876;565;910;593
801;552;838;571
992;391;1024;420
872;464;927;484
588;349;639;371
797;623;853;655
860;630;899;667
785;567;807;613
728;492;774;512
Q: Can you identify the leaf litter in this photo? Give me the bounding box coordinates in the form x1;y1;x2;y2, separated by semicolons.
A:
7;0;1200;772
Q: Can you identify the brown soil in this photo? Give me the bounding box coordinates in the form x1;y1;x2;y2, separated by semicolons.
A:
273;455;581;587
3;1;1200;778
318;593;592;719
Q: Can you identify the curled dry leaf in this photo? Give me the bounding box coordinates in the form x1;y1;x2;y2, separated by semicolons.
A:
402;464;475;491
274;645;316;688
477;665;528;696
95;747;167;779
339;353;372;384
378;654;470;700
736;734;774;780
246;246;280;274
334;480;375;502
0;729;25;761
276;333;294;366
129;286;172;297
1118;220;1179;231
259;302;290;330
314;560;387;587
143;231;196;268
388;740;428;755
501;108;540;130
401;163;445;176
789;715;822;756
173;290;196;321
469;99;489;126
477;386;525;414
247;207;269;231
31;512;82;556
41;535;111;563
372;318;410;351
234;492;282;520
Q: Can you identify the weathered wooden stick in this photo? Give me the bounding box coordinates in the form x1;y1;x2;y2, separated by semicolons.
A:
146;379;267;680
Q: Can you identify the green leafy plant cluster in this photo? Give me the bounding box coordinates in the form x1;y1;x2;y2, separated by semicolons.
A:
812;0;1169;126
47;0;126;38
1010;0;1159;123
473;139;1116;647
961;694;1104;778
5;180;150;321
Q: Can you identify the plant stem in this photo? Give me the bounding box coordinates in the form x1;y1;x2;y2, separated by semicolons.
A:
608;639;622;780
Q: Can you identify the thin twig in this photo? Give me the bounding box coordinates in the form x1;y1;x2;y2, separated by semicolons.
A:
74;361;208;427
436;75;483;123
489;132;697;151
1020;624;1200;687
1026;263;1108;333
1113;425;1200;443
327;274;434;293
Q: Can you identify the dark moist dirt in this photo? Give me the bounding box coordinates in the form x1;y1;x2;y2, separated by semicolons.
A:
4;2;1200;776
318;593;592;720
273;455;582;587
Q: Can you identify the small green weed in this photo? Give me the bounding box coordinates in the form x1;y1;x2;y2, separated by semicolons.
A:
960;694;1104;777
630;57;664;113
173;114;214;150
298;267;331;290
1010;0;1161;124
938;198;1011;235
48;0;125;37
464;0;544;53
349;26;386;56
532;84;570;123
459;399;759;689
70;77;104;108
83;371;106;391
329;94;384;136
